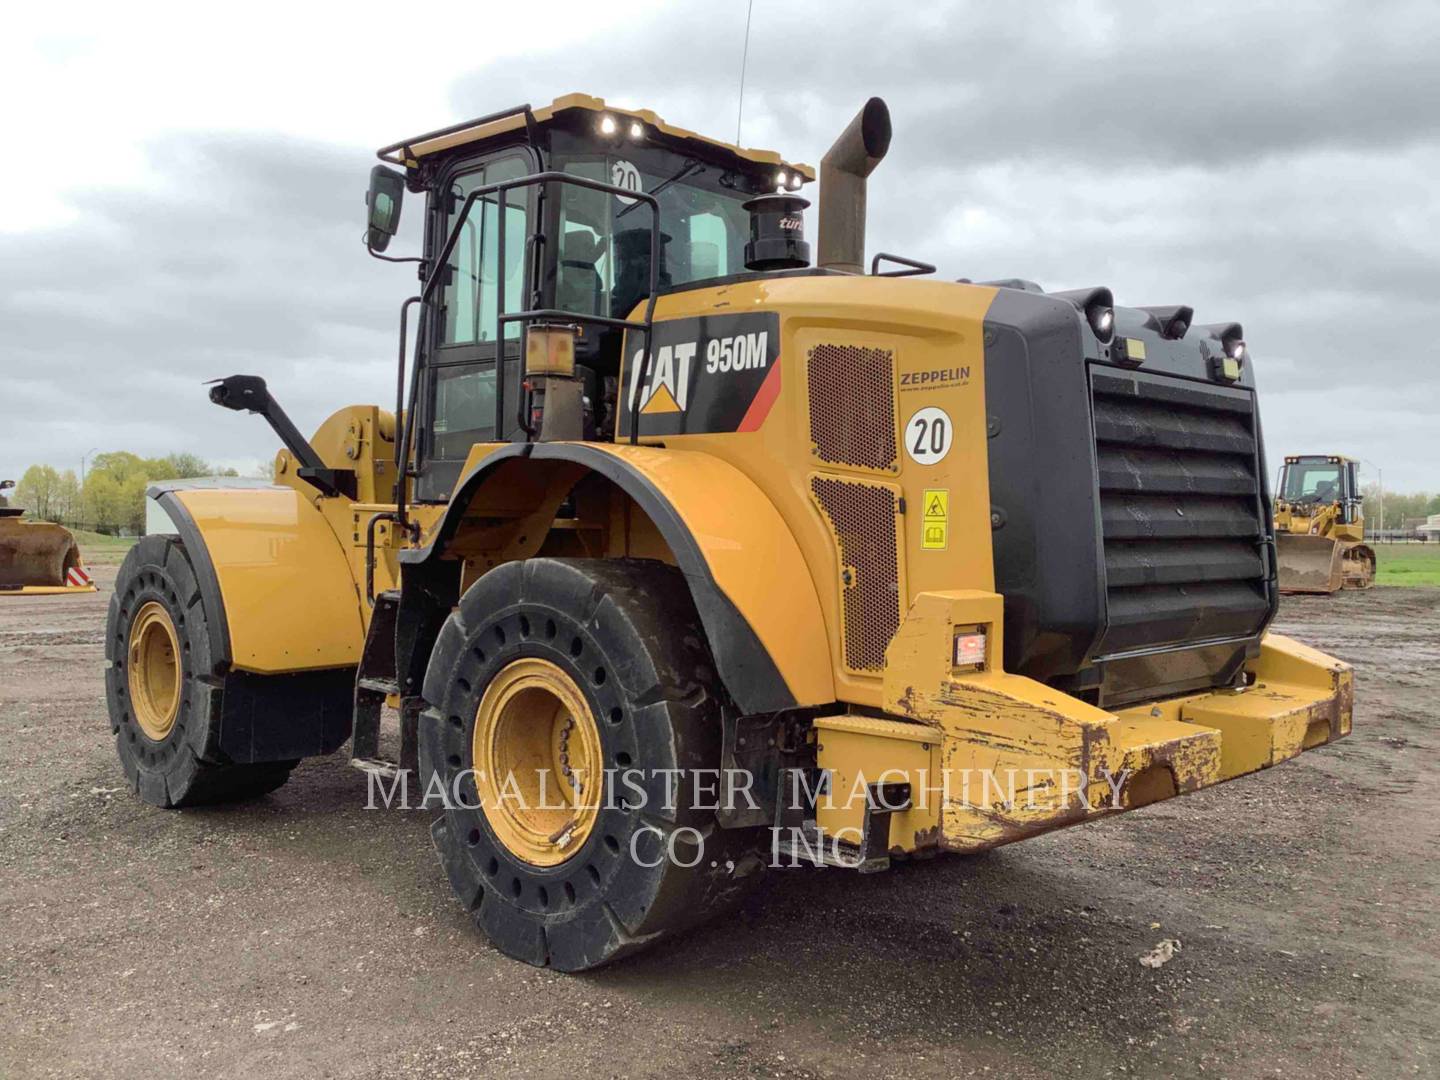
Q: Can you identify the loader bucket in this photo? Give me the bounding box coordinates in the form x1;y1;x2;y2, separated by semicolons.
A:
1277;533;1345;595
0;513;94;593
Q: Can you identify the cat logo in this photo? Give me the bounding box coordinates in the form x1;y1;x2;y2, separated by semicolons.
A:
627;342;698;415
618;312;781;438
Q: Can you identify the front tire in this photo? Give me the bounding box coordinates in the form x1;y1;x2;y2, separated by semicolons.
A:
421;558;765;971
105;536;294;807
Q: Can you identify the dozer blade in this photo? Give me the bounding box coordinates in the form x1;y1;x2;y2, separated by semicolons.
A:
1276;533;1345;595
0;516;95;593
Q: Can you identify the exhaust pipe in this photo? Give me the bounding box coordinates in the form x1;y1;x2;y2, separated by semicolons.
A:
817;97;891;274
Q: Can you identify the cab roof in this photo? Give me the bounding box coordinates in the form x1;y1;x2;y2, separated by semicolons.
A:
377;92;815;182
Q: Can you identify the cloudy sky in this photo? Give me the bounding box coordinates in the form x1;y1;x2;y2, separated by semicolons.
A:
3;0;1436;491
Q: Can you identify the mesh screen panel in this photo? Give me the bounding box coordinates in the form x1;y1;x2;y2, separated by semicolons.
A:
810;476;902;672
807;344;898;471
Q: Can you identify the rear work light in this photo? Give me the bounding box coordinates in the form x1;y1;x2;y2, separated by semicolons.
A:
953;628;988;670
525;324;578;376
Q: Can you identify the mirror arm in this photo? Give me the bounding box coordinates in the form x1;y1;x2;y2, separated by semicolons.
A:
206;375;355;498
364;233;423;264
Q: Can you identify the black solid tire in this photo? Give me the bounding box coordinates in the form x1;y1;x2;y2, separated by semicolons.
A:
105;535;294;807
421;558;766;971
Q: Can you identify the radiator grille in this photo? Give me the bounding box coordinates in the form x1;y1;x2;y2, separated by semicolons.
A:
1090;367;1271;657
807;344;898;471
810;476;902;672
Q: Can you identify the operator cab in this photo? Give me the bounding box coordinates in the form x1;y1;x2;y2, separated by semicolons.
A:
366;94;814;499
1279;454;1362;513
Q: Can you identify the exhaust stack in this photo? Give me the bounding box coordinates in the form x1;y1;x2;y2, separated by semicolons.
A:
817;97;892;274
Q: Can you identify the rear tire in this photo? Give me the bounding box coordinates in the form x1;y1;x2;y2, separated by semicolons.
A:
105;535;295;807
421;558;765;971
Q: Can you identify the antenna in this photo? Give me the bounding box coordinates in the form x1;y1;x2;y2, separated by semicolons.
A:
736;0;755;144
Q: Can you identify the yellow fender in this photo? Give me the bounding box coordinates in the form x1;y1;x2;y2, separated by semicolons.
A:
405;442;835;714
152;485;364;673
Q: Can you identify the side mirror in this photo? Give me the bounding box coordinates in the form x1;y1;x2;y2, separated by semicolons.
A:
366;165;406;252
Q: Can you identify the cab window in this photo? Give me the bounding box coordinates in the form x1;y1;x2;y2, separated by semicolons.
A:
552;153;751;322
426;152;530;483
1283;463;1343;501
439;155;529;345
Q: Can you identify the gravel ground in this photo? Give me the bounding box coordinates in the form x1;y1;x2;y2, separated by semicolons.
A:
1;568;1436;1078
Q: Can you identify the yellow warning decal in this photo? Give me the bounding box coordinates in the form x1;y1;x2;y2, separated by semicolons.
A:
922;488;948;550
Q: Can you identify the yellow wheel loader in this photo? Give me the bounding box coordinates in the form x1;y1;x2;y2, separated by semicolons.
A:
0;480;96;596
104;94;1354;970
1273;455;1376;594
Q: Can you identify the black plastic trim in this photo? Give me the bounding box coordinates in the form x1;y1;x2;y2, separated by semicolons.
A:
982;289;1107;681
150;487;232;669
218;668;356;762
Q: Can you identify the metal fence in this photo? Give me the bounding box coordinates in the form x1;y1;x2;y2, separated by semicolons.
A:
1365;532;1438;544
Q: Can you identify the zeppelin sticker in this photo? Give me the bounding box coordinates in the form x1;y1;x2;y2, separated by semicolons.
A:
900;366;970;391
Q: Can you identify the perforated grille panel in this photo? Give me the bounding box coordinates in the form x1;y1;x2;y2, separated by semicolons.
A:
807;344;898;471
1089;367;1271;657
810;476;902;672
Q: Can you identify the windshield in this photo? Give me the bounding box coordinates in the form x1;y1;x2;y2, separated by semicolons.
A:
551;146;758;320
1282;462;1343;502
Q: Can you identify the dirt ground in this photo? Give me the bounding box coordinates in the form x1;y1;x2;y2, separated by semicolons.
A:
2;568;1436;1079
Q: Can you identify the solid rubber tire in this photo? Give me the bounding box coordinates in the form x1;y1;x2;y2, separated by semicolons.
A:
421;557;766;971
105;535;295;807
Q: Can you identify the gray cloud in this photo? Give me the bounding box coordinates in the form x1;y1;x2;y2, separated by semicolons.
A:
2;133;423;479
441;0;1437;486
3;1;1436;491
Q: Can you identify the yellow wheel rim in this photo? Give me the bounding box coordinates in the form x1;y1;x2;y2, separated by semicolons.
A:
472;658;603;867
128;601;181;742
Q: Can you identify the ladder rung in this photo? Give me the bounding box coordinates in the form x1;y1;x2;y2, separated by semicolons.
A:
350;756;404;779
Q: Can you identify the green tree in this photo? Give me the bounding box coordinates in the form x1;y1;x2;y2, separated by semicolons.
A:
83;452;150;533
53;469;80;524
14;464;62;520
160;452;212;479
78;450;228;533
1363;488;1437;531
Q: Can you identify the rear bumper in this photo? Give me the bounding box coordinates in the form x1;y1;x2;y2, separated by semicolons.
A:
814;592;1352;855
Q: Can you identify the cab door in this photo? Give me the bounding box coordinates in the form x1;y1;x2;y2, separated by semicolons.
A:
416;150;534;502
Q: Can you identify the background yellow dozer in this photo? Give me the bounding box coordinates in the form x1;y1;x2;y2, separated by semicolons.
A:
1273;455;1375;595
0;481;96;595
